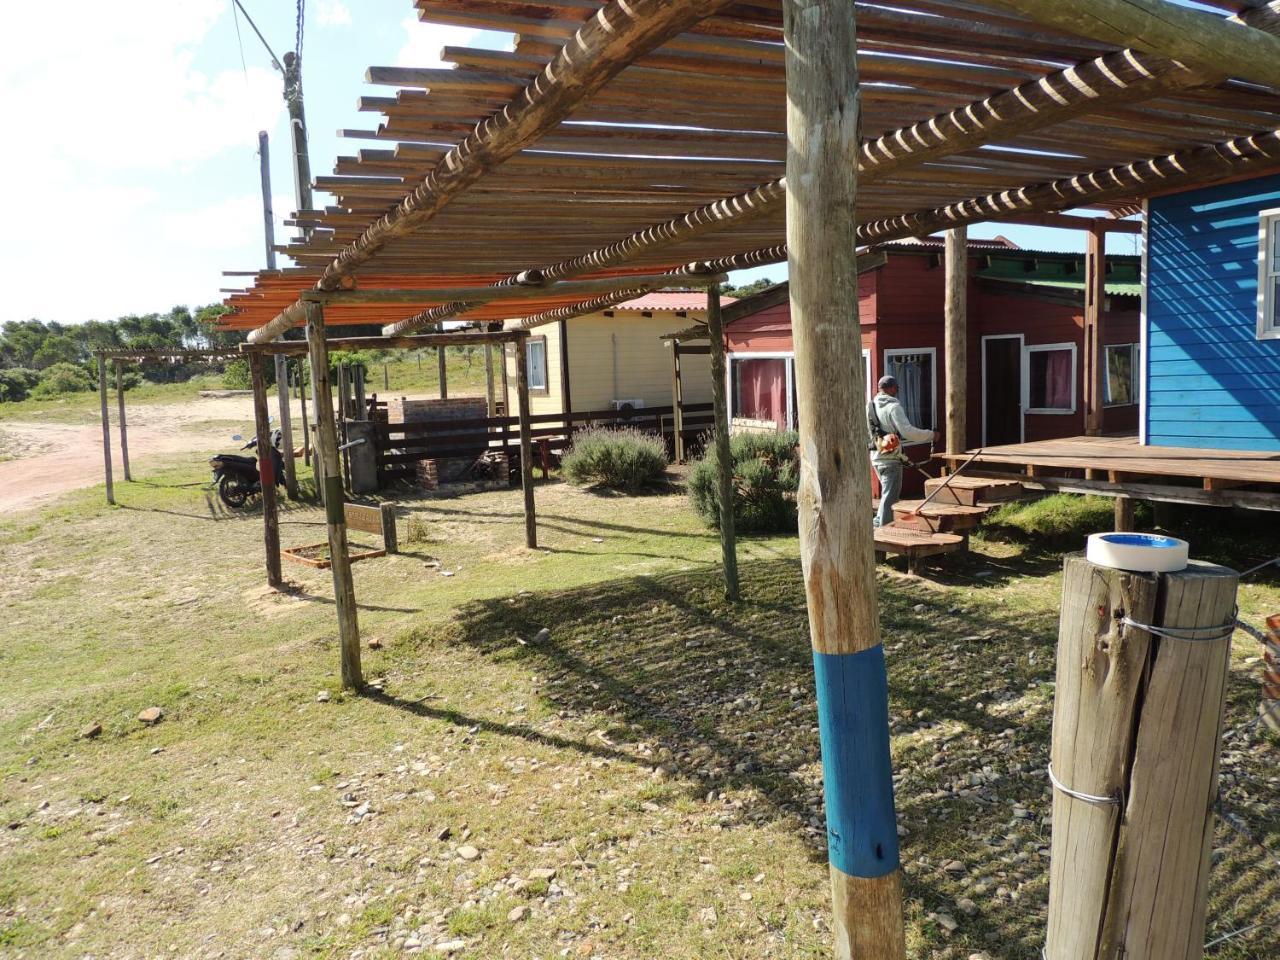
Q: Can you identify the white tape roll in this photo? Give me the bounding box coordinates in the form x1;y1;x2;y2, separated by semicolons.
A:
1086;532;1189;573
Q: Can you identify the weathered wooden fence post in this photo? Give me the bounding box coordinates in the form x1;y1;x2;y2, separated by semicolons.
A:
305;302;364;691
298;359;311;469
113;361;132;482
275;353;298;498
944;226;967;455
249;352;283;590
783;0;905;954
97;354;115;506
514;333;538;549
705;285;739;601
438;346;449;399
1047;555;1239;959
484;343;496;415
671;340;686;464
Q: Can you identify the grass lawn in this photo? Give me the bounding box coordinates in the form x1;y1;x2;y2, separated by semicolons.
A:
0;462;1276;959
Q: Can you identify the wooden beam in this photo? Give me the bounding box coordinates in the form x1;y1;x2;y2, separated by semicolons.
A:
114;361;131;483
944;227;967;455
514;336;538;549
983;0;1280;91
249;352;284;590
274;354;298;498
705;285;738;601
242;331;527;356
305;302;364;691
97;355;114;506
997;212;1143;234
248;0;737;343
1084;223;1106;436
783;1;905;955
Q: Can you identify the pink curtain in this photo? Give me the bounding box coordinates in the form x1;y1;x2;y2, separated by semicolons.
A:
1043;350;1072;409
737;359;787;429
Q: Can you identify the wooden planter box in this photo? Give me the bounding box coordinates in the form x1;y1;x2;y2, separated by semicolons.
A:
282;541;386;569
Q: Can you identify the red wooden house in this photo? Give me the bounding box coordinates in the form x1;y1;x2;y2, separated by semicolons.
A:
724;240;1141;461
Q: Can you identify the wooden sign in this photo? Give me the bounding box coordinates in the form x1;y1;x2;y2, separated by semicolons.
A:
342;502;398;554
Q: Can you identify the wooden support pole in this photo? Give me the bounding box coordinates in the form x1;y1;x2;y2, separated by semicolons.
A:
305;302;364;690
783;1;905;955
705;287;739;601
484;343;496;415
944;226;967;455
354;363;367;420
337;362;352;490
249;352;283;590
514;336;537;549
299;358;311;468
1084;223;1106;436
275;353;298;498
1114;496;1135;532
671;341;686;464
1047;557;1238;959
97;355;114;506
438;346;448;399
114;361;131;482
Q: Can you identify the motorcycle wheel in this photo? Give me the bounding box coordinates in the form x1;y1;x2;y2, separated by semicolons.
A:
218;474;254;509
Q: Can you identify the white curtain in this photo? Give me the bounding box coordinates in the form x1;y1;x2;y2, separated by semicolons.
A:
888;353;929;428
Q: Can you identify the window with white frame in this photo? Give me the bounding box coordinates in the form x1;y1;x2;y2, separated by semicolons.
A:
526;337;549;392
729;354;793;430
1103;343;1137;406
1257;209;1280;339
883;348;936;430
1025;342;1077;414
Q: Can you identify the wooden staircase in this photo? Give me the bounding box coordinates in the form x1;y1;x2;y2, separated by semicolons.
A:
873;475;1025;574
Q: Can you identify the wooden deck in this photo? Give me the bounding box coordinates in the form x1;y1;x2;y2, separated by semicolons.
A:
940;435;1280;511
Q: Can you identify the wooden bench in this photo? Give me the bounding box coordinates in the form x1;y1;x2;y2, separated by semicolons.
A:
923;474;1023;506
873;523;965;576
891;499;990;534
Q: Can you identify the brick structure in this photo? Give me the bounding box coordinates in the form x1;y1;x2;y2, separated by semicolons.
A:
388;397;495;488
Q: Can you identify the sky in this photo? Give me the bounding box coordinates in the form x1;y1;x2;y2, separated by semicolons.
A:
0;1;1131;326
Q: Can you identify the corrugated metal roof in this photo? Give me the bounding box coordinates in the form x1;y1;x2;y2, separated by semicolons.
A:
610;291;736;312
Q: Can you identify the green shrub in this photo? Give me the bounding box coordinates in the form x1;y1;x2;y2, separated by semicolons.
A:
688;430;799;533
982;494;1150;546
30;362;93;397
0;367;40;402
222;359;252;390
561;427;668;492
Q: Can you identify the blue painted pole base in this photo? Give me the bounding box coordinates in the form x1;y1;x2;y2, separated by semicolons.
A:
813;644;901;879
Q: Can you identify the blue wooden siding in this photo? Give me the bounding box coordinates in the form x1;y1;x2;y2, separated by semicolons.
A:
1146;176;1280;451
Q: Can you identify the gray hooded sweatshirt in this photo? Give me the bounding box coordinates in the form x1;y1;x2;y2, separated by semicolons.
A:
870;391;934;463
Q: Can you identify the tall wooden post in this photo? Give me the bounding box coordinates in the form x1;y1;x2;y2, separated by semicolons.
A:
354;363;367;419
705;288;739;601
337;362;351;491
783;1;905;955
944;226;967;454
114;361;132;482
671;340;686;463
97;355;114;506
274;354;298;498
514;335;538;549
299;359;311;468
249;352;283;590
1113;496;1135;531
1047;557;1238;959
1084;222;1106;436
305;302;364;690
438;346;449;399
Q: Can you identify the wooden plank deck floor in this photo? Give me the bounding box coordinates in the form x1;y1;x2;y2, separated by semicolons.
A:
942;435;1280;487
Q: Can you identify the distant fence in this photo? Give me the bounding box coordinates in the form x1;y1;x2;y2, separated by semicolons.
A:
372;402;714;485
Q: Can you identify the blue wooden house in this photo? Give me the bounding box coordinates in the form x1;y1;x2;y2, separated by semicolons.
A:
1144;174;1280;452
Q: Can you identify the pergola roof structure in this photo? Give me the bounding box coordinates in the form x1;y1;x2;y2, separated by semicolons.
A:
221;0;1280;341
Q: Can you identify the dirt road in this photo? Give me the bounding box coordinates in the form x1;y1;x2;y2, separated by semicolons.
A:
0;394;264;514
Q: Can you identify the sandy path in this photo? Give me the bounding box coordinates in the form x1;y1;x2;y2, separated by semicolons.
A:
0;394;266;514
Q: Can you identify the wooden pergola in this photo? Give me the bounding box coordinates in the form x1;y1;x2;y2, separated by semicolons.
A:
209;1;1280;952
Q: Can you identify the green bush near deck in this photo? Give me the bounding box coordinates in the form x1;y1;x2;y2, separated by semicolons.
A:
561;427;669;492
688;430;799;534
982;493;1151;546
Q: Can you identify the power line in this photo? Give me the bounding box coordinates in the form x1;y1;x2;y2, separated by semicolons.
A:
230;0;284;74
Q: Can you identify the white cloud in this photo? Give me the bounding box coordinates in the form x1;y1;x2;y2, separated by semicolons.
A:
317;0;352;28
393;13;513;69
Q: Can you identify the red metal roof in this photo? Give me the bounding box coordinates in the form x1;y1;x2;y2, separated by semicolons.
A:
610;291;736;312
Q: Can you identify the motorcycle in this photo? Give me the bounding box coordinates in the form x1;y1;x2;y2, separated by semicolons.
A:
210;428;285;509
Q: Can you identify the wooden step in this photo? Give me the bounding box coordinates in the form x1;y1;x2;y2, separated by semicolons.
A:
874;523;964;575
923;474;1023;506
891;499;990;533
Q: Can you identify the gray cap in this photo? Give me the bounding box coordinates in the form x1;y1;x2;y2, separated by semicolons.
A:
878;375;898;390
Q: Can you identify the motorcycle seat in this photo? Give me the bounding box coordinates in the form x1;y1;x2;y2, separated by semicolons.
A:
214;454;257;466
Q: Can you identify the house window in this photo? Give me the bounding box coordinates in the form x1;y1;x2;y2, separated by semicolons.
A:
1103;343;1137;407
526;337;548;392
1257;209;1280;339
1025;342;1076;414
883;348;936;430
731;356;791;431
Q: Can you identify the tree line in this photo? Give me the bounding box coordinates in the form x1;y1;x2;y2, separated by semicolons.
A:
0;305;239;401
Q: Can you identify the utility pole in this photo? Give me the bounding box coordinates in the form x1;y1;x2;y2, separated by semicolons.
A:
282;50;313;236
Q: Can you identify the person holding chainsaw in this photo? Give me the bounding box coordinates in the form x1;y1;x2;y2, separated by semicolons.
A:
868;375;940;527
